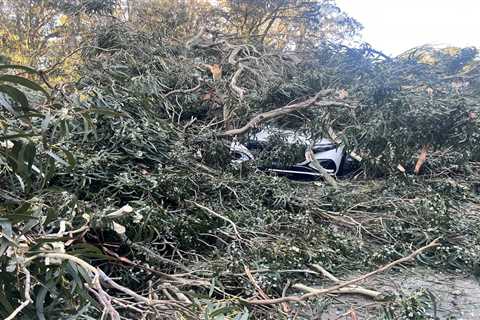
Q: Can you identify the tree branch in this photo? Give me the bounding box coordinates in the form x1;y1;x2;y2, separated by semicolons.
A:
295;264;384;300
5;266;33;320
245;238;440;305
219;90;350;137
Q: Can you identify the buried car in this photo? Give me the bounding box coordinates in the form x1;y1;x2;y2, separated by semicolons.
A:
230;127;359;179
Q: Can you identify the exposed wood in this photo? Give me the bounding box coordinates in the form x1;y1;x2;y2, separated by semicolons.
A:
295;264;384;300
220;89;352;137
414;145;429;174
245;238;440;305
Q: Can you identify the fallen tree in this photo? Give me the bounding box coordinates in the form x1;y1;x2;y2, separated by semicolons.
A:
1;2;480;319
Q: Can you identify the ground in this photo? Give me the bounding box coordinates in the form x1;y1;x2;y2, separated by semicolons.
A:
312;267;480;319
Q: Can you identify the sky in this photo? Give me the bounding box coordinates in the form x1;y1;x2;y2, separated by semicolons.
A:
335;0;480;56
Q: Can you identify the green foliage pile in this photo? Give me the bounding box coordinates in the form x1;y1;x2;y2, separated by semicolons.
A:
1;3;480;319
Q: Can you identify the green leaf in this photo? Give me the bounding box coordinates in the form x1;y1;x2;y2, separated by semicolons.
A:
0;288;14;316
14;202;31;216
0;84;29;110
0;219;13;256
0;218;13;238
0;64;40;74
82;107;125;117
209;306;232;318
35;279;56;320
2;214;37;225
65;261;83;290
0;74;48;96
209;278;216;297
0;92;15;113
0;133;40;140
44;207;57;225
68;243;110;260
46;150;69;166
234;309;250;320
59;147;76;169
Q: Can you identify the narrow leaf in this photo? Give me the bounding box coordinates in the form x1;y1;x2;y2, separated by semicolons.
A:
0;64;40;74
0;74;48;95
0;84;29;110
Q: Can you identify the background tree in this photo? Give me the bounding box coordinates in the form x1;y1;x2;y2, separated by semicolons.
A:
0;0;116;83
215;0;362;48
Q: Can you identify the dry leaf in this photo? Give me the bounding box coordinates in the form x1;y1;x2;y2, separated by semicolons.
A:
112;221;126;235
207;64;222;81
349;308;359;320
397;164;406;173
414;145;429;174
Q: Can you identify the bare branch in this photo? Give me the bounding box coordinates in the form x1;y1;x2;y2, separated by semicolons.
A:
5;267;33;320
245;238;440;305
295;264;384;300
219;90;351;137
189;201;242;240
165;82;203;98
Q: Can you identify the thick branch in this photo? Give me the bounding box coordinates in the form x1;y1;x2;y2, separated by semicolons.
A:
230;64;246;99
219;90;349;137
245;238;439;305
296;264;384;300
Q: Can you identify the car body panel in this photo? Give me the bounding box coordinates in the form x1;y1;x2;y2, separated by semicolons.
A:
230;127;347;178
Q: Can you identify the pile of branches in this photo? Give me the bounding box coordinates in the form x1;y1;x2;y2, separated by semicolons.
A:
1;19;480;319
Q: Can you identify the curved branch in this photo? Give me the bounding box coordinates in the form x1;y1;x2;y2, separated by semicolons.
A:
245;238;439;305
165;82;203;98
219;89;348;137
230;64;246;99
5;267;32;320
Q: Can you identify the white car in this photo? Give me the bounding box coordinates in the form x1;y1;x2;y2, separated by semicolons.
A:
230;127;357;179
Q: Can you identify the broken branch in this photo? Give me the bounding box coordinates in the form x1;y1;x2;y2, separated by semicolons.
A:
220;90;349;136
245;238;439;305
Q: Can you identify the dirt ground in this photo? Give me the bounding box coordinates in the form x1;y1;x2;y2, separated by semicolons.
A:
311;267;480;319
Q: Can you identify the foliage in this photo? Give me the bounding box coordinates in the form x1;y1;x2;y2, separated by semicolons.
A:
0;0;118;84
215;0;362;47
0;1;480;319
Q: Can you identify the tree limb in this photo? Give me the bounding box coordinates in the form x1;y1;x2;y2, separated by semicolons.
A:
219;90;350;137
295;264;384;300
245;238;439;305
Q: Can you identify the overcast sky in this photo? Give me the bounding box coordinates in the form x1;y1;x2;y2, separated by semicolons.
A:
335;0;480;56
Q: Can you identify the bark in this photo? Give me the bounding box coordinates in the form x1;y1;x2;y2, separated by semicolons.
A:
219;89;353;137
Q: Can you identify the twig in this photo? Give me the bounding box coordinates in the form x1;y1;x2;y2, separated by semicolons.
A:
310;264;340;282
244;266;270;300
129;243;192;273
294;283;382;300
306;147;338;189
414;145;429;174
24;252;190;311
245;238;440;305
165;82;203;98
188;201;242;240
5;266;33;320
185;26;205;49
